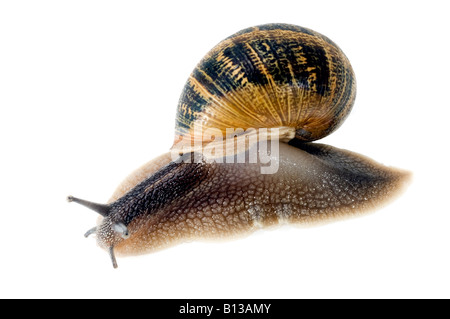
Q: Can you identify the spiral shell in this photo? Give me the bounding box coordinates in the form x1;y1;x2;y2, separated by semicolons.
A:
173;23;356;148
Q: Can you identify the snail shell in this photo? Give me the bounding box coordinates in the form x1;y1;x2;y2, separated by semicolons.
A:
173;23;356;149
68;24;409;268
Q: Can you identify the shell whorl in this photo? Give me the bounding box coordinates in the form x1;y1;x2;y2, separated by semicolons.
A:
173;23;356;149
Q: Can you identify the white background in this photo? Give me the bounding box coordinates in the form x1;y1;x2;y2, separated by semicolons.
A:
1;0;449;299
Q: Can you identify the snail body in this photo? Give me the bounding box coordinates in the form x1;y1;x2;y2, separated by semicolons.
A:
69;24;409;268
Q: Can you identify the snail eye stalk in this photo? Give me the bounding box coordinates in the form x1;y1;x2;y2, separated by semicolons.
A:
67;196;110;217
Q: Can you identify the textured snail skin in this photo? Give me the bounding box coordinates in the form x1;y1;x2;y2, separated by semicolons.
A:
69;24;409;268
94;142;409;258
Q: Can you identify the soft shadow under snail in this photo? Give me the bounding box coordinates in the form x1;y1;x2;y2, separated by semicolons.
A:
68;23;410;268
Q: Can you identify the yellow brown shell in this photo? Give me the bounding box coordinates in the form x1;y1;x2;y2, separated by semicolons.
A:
174;23;356;147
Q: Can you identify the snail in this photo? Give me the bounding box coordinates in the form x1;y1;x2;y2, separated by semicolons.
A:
68;23;410;268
